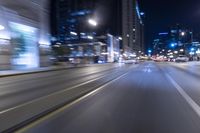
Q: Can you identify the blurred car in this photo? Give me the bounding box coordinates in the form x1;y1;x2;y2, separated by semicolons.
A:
124;59;137;64
168;58;176;62
175;55;189;62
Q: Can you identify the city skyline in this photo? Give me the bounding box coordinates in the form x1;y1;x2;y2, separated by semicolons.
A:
140;0;200;48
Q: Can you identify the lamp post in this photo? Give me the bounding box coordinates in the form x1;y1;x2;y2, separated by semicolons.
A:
190;32;193;44
179;31;187;55
88;19;98;27
181;32;185;36
87;18;98;43
148;49;152;56
87;19;98;41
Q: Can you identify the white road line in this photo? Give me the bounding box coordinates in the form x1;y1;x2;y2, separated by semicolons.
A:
0;74;107;114
166;74;200;117
15;72;129;133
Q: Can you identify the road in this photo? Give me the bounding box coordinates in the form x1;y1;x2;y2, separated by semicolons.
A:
1;62;200;133
0;63;127;112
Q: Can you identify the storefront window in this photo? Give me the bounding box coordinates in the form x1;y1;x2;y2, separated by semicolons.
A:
9;22;39;69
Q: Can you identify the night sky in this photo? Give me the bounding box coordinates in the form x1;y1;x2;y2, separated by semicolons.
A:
139;0;200;48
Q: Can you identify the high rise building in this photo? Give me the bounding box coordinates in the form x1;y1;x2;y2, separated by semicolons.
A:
52;0;99;44
170;24;193;45
0;0;51;69
122;0;144;54
153;32;169;54
152;24;200;59
51;0;144;62
52;0;122;42
51;0;119;63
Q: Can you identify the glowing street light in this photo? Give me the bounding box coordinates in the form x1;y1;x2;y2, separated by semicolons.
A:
196;49;200;54
70;31;77;36
140;12;145;16
118;37;122;40
148;49;152;53
190;47;195;51
174;51;178;54
181;32;185;36
190;52;195;55
0;25;5;30
170;43;176;48
88;19;97;26
87;35;94;40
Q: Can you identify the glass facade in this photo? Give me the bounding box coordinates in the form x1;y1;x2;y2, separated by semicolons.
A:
57;0;97;44
52;0;123;63
0;0;50;70
10;22;39;69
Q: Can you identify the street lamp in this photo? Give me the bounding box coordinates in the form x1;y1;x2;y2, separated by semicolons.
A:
174;51;178;54
70;31;78;36
196;49;200;54
170;43;176;48
148;49;152;57
87;35;94;40
118;37;122;40
140;12;145;16
88;19;97;26
191;47;195;51
189;31;194;44
0;25;5;30
148;49;152;54
181;32;185;36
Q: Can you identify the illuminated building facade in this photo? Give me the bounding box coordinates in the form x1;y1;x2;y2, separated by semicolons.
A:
122;0;144;54
52;0;120;63
53;0;98;44
51;0;143;62
0;0;51;69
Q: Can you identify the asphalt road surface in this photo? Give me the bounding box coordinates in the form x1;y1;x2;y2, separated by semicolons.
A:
2;62;200;133
0;63;128;112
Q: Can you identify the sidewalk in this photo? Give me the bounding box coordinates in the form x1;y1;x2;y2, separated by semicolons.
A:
186;61;200;66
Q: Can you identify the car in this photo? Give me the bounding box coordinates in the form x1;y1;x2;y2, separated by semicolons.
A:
175;55;189;62
124;59;137;64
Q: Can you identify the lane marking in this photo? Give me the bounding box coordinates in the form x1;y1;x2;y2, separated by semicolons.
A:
0;72;113;115
166;74;200;117
143;68;152;73
0;67;120;95
15;72;129;133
